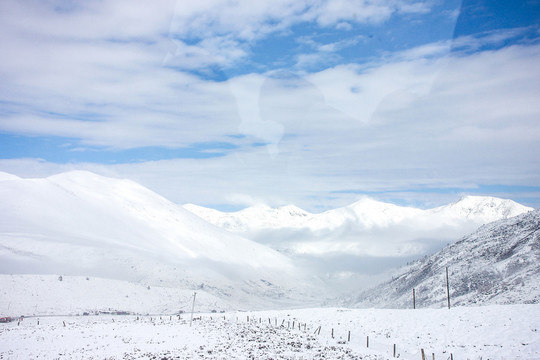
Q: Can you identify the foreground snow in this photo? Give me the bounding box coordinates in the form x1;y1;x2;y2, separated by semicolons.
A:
1;305;538;359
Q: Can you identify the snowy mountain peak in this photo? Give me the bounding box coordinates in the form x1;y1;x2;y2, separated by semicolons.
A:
47;170;140;191
182;203;313;232
184;196;533;267
0;171;21;181
429;195;533;221
347;197;423;217
349;197;398;208
186;196;532;236
48;169;107;180
275;204;310;216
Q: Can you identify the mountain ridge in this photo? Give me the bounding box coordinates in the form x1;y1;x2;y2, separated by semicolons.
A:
0;170;323;309
183;196;533;260
340;209;540;308
184;196;532;232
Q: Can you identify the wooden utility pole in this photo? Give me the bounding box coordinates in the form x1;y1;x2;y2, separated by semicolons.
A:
190;292;197;327
446;267;451;309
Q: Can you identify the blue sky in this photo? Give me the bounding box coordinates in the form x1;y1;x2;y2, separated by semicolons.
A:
1;0;539;211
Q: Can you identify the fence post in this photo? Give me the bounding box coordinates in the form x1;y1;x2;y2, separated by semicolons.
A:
446;267;451;309
421;348;425;360
393;344;396;357
367;336;369;348
413;288;416;309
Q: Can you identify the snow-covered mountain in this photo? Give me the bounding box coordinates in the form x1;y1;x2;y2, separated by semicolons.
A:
428;195;531;222
183;204;311;233
184;196;532;257
184;199;426;232
341;209;540;308
0;171;323;310
185;196;531;233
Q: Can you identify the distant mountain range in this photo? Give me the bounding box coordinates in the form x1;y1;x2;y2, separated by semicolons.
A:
184;196;532;260
185;196;531;233
0;170;536;310
0;171;323;310
340;209;540;308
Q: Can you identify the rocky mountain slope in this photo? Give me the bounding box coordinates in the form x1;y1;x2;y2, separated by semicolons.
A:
341;209;540;308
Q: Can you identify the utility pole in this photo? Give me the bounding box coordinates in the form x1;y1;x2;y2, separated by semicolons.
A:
190;292;197;327
446;267;451;309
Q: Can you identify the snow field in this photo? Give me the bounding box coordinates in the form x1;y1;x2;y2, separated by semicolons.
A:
0;275;233;316
1;304;539;359
1;314;381;359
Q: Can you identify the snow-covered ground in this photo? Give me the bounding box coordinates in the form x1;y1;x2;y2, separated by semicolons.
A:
1;305;538;359
0;275;234;316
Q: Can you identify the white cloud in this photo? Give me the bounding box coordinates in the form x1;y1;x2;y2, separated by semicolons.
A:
1;2;540;212
313;0;393;26
336;21;353;31
167;0;429;40
0;0;433;150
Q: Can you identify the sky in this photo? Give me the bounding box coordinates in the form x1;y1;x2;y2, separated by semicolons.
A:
1;0;540;212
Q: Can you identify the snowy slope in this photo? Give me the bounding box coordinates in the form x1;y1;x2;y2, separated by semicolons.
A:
0;171;323;309
343;209;540;308
0;274;232;315
0;171;19;181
